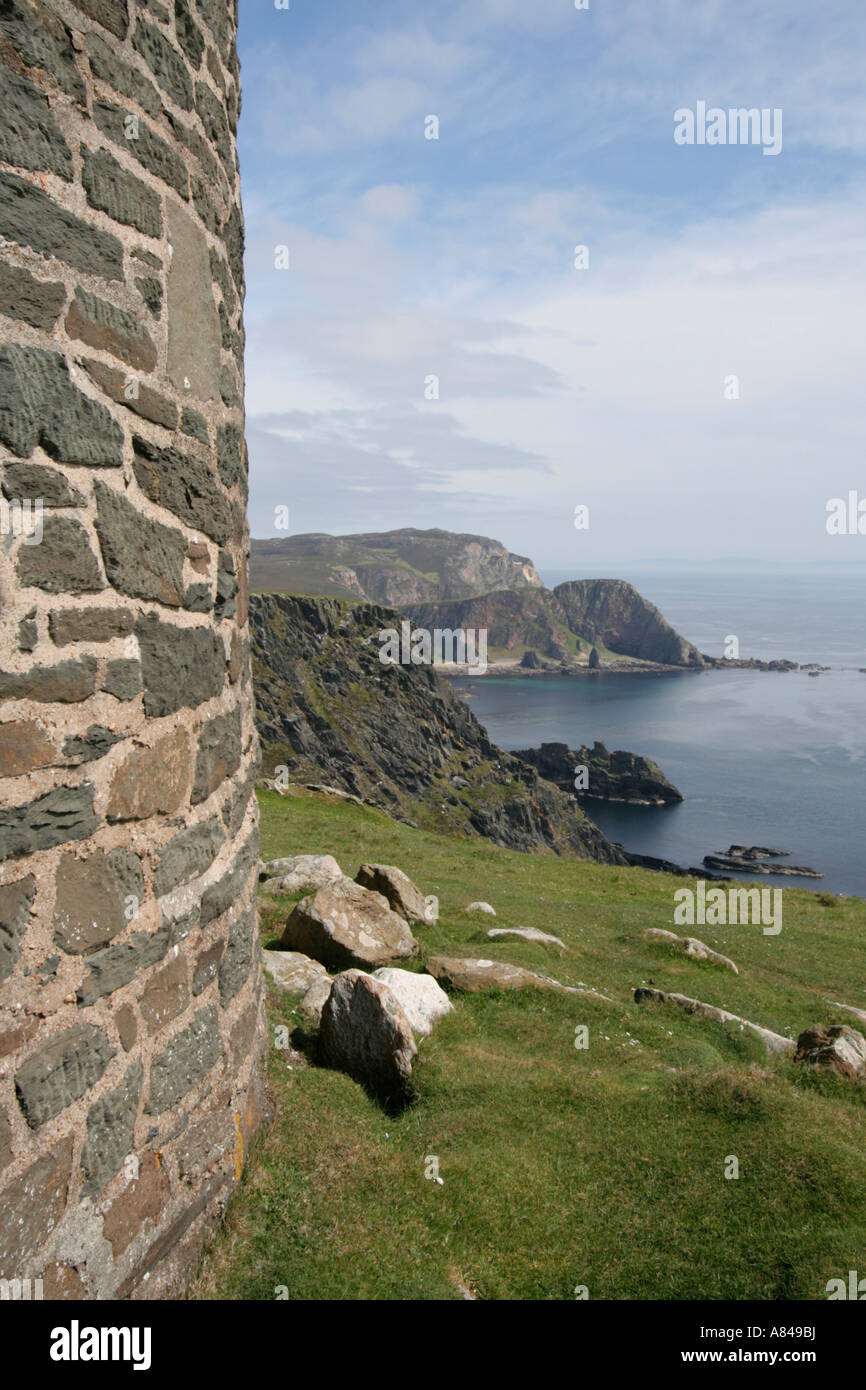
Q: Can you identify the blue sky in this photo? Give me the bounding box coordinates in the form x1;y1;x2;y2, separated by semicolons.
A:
236;0;866;568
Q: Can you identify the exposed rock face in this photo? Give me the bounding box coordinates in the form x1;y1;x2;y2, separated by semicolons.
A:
795;1025;866;1080
318;970;417;1107
371;968;453;1037
644;929;738;973
554;579;705;667
515;741;683;806
251;593;624;864
281;878;420;971
354;864;432;924
633;989;794;1056
250;528;543;604
260;854;343;896
0;0;264;1300
407;587;578;661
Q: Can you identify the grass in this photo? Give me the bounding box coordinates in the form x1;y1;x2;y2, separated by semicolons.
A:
191;788;866;1300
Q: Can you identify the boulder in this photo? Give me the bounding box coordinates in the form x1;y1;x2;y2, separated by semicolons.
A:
488;926;566;950
260;853;342;895
371;967;453;1037
795;1024;866;1080
354;863;431;924
633;987;794;1057
318;969;417;1106
281;876;419;971
426;955;608;1000
645;927;738;974
299;974;333;1028
263;950;329;994
464;901;496;916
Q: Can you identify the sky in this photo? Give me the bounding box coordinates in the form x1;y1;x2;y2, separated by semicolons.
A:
236;0;866;570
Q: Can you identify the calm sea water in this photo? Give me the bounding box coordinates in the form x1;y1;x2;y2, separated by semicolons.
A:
449;570;866;897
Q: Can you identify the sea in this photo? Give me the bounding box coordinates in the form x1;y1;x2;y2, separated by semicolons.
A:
447;569;866;898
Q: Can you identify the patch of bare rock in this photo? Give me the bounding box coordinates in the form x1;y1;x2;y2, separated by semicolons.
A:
633;987;794;1056
488;926;566;949
281;876;419;970
795;1025;866;1080
464;901;496;916
645;927;738;973
427;955;608;1000
260;853;343;895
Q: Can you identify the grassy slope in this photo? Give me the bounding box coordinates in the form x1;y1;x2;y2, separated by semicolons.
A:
192;789;866;1301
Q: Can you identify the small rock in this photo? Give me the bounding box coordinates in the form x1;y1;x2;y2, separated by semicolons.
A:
795;1024;866;1080
260;853;342;895
263;950;329;994
371;968;453;1037
427;955;607;1000
355;864;431;924
281;877;419;971
488;926;566;949
633;987;793;1056
319;969;417;1106
299;975;333;1028
464;902;496;916
645;927;738;974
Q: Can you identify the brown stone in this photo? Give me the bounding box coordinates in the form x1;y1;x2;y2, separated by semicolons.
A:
170;1108;234;1183
82;356;178;431
192;938;224;996
228;627;242;682
102;1151;170;1259
229;998;260;1070
281;878;420;971
140;956;190;1035
115;1003;137;1051
166;200;220;401
48;606;135;645
0;720;54;777
0;1108;12;1173
0;657;97;703
41;1260;85;1299
0;1137;73;1273
0;1018;39;1059
186;541;210;574
106;728;191;821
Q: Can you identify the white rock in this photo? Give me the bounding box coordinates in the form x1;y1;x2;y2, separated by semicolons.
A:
372;968;453;1037
487;926;566;949
261;854;343;895
464;901;496;916
263;950;328;994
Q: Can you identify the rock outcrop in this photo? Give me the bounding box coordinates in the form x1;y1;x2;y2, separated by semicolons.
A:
795;1025;866;1080
633;988;794;1056
554;579;705;667
251;593;624;864
644;928;738;973
515;741;683;805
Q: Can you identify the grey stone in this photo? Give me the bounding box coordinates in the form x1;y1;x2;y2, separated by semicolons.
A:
0;785;98;863
0;170;123;280
101;659;142;701
0;344;123;465
184;582;213;612
222;201;244;296
135;275;162;316
214;551;237;619
0;261;66;330
195;80;232;167
181;406;208;444
191;706;242;803
298;975;332;1028
219;363;240;407
209;247;236;316
17;617;37;651
154;818;224;898
216;423;244;491
0;1109;12;1173
0;876;36;984
3;462;83;507
319;970;417;1107
92;102;189;200
0;0;86;101
17;516;104;594
62;724;122;764
0;64;72;178
132;435;233;546
82;147;163;237
263;950;329;994
354;864;432;925
65;286;157;373
54;847;143;954
82;358;177;430
85;31;161;117
260;854;343;896
199;831;258;928
218;903;256;1005
49;606;134;645
81;1061;142;1196
192;939;224;996
165;200;221;401
94;480;186;607
15;1024;115;1129
195;0;231;63
174;0;205;69
76;926;170;1007
71;0;130;40
132;17;193;110
0;656;97;703
135;612;226;717
147;1006;222;1114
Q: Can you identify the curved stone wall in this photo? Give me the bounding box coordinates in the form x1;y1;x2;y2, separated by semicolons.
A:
0;0;266;1299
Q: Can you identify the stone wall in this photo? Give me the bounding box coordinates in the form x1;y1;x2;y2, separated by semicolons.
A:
0;0;267;1299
